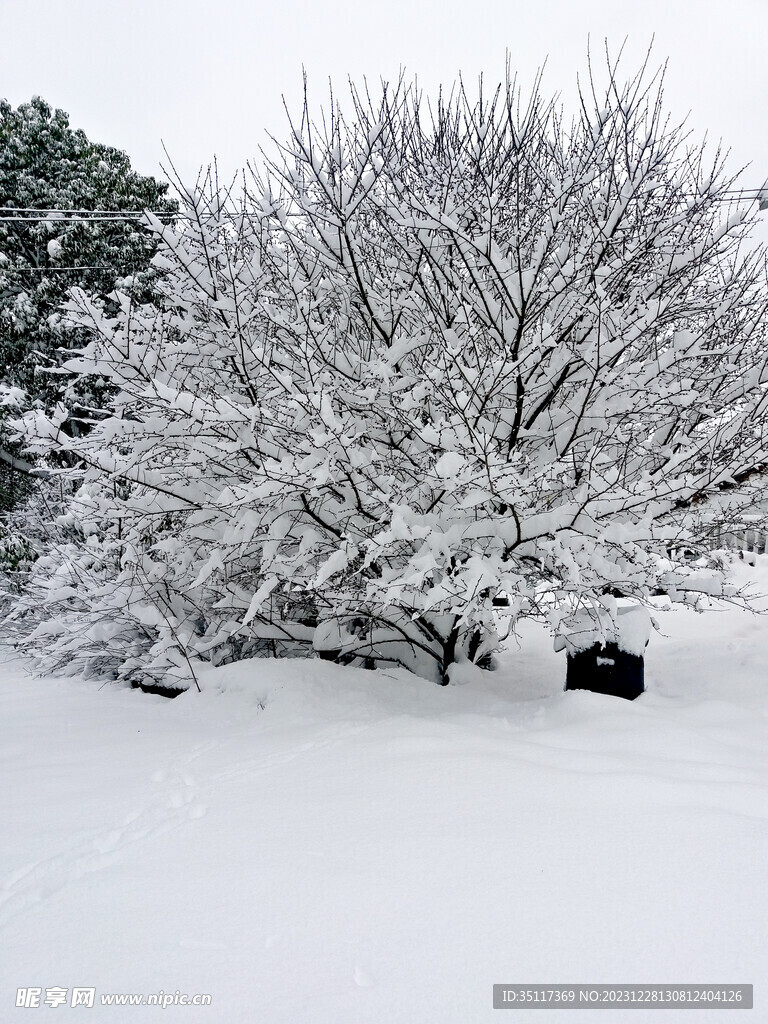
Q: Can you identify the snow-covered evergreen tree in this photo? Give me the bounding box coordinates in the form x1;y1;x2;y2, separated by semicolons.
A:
0;96;177;397
9;59;768;686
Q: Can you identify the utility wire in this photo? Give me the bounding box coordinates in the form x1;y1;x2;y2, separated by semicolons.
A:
1;187;767;220
0;203;764;223
0;206;183;224
0;206;179;215
0;215;181;223
1;266;139;272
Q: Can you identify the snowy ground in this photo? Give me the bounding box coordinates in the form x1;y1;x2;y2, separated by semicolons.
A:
2;559;768;1023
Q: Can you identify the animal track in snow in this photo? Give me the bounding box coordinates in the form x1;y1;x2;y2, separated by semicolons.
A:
0;742;211;928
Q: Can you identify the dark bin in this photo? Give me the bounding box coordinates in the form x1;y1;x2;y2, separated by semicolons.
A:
133;680;186;699
565;641;644;701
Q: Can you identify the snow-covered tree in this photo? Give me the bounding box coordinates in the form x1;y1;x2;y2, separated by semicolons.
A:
0;94;178;501
10;59;768;686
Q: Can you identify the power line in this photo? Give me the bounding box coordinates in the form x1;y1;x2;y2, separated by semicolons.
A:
0;206;180;217
1;265;139;272
2;190;767;221
0;207;183;224
0;206;178;215
0;215;180;224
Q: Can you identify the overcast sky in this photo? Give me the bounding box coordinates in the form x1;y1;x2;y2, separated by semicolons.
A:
3;0;768;222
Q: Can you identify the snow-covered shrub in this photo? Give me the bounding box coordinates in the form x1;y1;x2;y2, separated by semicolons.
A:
0;527;38;595
0;466;73;606
10;57;768;686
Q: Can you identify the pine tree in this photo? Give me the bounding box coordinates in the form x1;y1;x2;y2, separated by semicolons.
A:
0;96;177;403
0;96;178;509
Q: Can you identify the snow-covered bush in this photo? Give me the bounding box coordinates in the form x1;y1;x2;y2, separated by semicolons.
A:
9;58;768;686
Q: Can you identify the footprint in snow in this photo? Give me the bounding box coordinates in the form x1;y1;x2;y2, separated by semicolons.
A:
354;966;374;988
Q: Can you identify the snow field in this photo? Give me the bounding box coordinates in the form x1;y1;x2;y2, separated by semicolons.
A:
1;558;767;1022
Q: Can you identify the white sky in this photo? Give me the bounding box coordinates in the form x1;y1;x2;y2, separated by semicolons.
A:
3;0;768;229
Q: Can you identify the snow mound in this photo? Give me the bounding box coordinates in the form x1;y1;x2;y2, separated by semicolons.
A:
555;602;652;656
